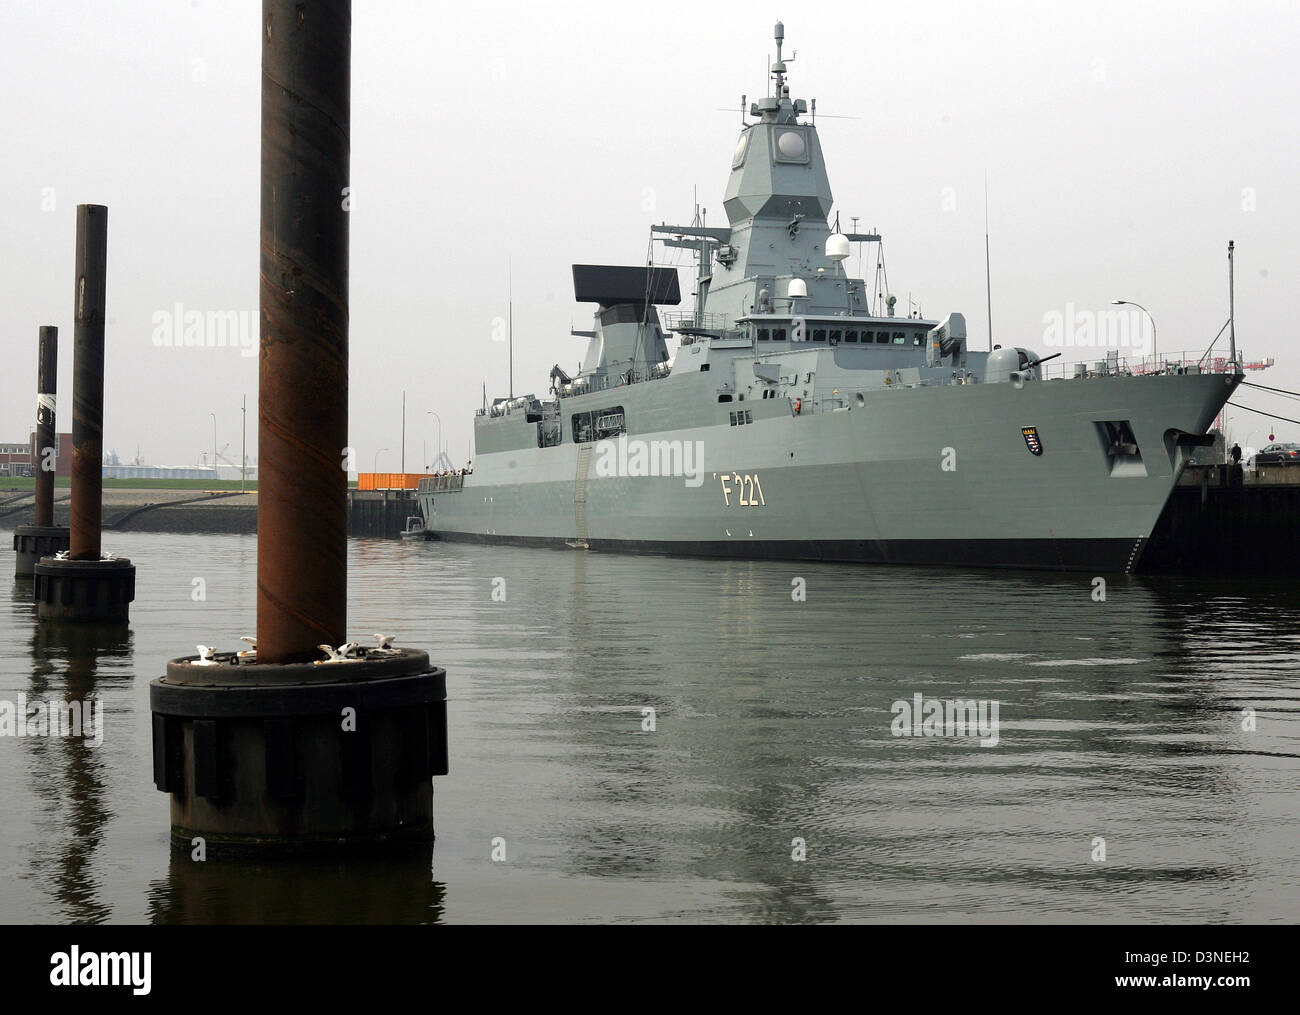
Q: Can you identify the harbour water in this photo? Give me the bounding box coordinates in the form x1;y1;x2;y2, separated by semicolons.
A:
2;531;1297;923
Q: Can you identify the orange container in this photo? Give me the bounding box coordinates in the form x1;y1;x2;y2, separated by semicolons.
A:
357;472;423;491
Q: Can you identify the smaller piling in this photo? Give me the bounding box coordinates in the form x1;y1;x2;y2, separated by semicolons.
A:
33;206;134;622
34;325;60;526
14;326;70;576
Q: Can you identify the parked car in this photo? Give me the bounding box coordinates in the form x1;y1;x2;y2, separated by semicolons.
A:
1249;442;1300;466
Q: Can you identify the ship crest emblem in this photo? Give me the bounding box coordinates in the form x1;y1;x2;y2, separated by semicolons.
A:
1021;426;1043;456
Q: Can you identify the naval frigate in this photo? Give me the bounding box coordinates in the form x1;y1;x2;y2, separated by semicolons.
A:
418;22;1241;573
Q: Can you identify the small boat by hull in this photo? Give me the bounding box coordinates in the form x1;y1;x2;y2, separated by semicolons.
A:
399;515;428;541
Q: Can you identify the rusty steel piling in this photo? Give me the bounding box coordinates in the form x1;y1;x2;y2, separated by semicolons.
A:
69;206;107;561
149;0;447;856
35;326;59;526
256;0;351;663
33;206;135;621
13;325;70;576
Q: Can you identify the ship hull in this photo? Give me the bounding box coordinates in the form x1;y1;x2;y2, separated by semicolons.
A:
420;371;1237;573
426;528;1142;572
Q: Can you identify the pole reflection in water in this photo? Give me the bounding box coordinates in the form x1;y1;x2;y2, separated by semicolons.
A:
147;851;446;924
24;618;132;925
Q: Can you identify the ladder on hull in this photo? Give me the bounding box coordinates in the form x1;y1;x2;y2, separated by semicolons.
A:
569;443;592;549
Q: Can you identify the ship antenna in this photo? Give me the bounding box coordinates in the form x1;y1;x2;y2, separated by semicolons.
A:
984;172;994;352
873;233;891;318
851;216;862;283
508;257;514;400
772;21;792;97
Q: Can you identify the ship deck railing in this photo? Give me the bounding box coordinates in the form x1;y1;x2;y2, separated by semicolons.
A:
1037;350;1255;380
555;366;675;398
659;311;730;334
417;474;466;494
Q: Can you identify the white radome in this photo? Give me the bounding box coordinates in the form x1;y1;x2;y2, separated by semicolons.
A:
777;131;805;158
826;233;851;262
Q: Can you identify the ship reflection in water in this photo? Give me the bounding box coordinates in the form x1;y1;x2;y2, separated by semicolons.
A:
2;532;1297;923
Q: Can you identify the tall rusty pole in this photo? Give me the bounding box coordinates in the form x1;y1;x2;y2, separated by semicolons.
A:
69;205;107;562
34;326;58;526
257;0;350;663
150;0;445;855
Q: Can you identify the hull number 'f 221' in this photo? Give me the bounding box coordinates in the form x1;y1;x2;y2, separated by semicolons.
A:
719;473;766;506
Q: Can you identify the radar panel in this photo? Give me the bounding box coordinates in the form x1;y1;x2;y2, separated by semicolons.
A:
572;265;681;307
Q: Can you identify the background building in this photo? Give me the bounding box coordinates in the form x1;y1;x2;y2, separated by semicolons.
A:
0;432;72;477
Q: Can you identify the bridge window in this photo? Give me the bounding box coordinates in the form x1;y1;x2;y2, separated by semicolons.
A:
773;328;787;341
845;330;859;343
758;328;770;341
826;330;839;343
892;331;905;344
875;330;889;344
813;328;826;342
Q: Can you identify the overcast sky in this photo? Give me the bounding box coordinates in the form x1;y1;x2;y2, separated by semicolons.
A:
2;0;1297;469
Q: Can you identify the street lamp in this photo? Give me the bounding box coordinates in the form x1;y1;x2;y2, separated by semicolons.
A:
1111;300;1157;368
209;412;217;477
373;447;389;474
426;411;442;470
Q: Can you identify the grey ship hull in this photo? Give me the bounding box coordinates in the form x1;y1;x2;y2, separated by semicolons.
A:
420;370;1234;573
